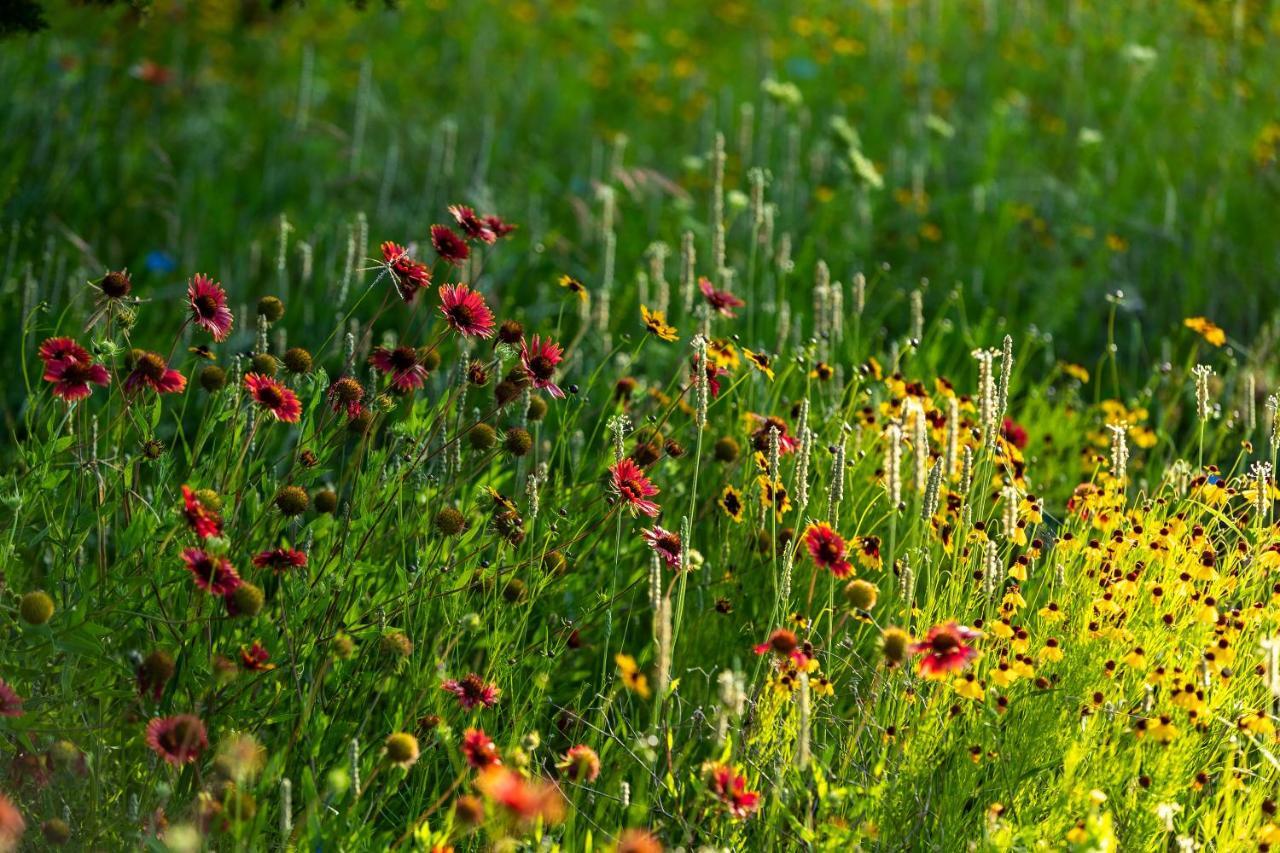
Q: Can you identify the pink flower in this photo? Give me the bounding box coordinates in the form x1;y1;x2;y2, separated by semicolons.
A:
803;522;852;578
909;622;981;678
43;354;110;402
698;276;746;318
609;458;660;518
38;337;91;364
520;335;565;398
145;714;208;766
252;548;307;573
124;351;186;395
431;224;470;265
369;346;429;392
381;241;431;302
188;274;234;341
641;526;682;569
483;214;517;239
442;673;500;710
449;205;497;244
244;373;302;422
181;548;242;596
0;679;24;718
438;284;496;339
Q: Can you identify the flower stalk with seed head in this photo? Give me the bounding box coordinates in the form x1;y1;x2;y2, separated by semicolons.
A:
884;421;902;509
1108;423;1129;487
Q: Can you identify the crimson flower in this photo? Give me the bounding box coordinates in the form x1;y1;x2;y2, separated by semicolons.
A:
475;766;564;825
438;284;496;338
38;337;91;364
326;376;366;418
449;205;497;244
749;414;800;455
188;274;234;341
181;548;241;596
244;373;302;422
519;335;565;398
42;351;110;402
431;224;470;265
706;762;760;818
641;526;682;569
239;642;274;671
752;629;806;665
803;522;852;577
0;679;24;718
442;673;500;710
380;241;431;302
698;276;746;317
609;458;660;518
692;353;728;398
124;351;186;395
910;622;981;678
369;346;429;392
1001;417;1029;449
483;214;517;239
145;714;207;766
181;485;223;539
461;727;501;769
252;547;307;573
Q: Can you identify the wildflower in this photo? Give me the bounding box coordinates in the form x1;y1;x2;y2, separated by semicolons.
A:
431;224;470;265
559;274;588;303
188;274;234;341
557;744;601;783
704;762;761;819
199;365;227;392
146;714;208;766
742;348;774;379
1001;417;1028;449
708;338;739;369
609;458;660;517
449;205;497;244
136;650;175;700
757;474;791;519
641;526;682;569
753;629;798;657
615;653;651;698
482;214;517;238
504;427;533;456
441;673;500;710
257;295;285;323
519;335;566;398
714;436;740;463
803;522;852;577
124;351;186;395
369;346;429;392
855;536;883;569
384;732;421;769
719;484;745;521
438;284;496;338
640;305;678;341
1184;316;1226;347
911;622;981;678
18;591;54;625
251;547;307;573
244;373;302;422
40;340;110;402
698;276;746;317
843;579;878;611
239;642;273;671
616;829;663;853
474;766;565;825
38;337;91;365
380;241;431;302
274;485;309;516
97;268;132;299
225;582;264;617
181;548;242;596
461;728;501;769
0;679;24;718
749;415;800;455
282;347;312;375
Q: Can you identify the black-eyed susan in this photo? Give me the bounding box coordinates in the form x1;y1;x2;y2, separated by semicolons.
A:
742;348;774;380
640;305;678;342
558;274;588;303
615;653;651;698
719;484;745;522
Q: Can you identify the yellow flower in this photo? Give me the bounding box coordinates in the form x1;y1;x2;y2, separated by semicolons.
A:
953;675;985;701
640;305;678;342
718;484;745;523
1061;362;1090;383
708;338;739;369
742;348;775;380
1183;316;1226;347
756;474;791;519
1147;716;1178;744
1238;712;1275;736
615;653;651;699
558;275;588;303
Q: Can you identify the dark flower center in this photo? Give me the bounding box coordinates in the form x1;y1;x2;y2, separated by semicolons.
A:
528;354;555;379
817;541;842;563
257;385;284;408
61;362;93;383
448;305;474;327
931;632;959;654
194;295;218;317
138;353;166;379
390;347;417;371
101;271;131;298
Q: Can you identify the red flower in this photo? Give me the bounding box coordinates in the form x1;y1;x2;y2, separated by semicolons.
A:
692;353;728;398
641;526;682;569
752;628;800;659
609;458;660;518
369;346;429;392
519;335;565;398
145;714;208;766
698;276;746;318
326;376;366;418
558;744;601;783
0;679;24;718
441;673;500;710
0;792;24;849
1001;417;1028;449
124;351;186;395
252;547;307;573
910;622;981;678
706;762;760;818
438;284;496;338
239;642;274;671
449;205;497;245
244;373;302;422
38;337;91;364
181;548;242;596
181;485;223;539
188;274;234;342
461;727;501;769
475;766;565;825
482;214;517;239
43;353;110;402
380;241;431;302
431;224;470;265
749;414;800;455
803;522;852;577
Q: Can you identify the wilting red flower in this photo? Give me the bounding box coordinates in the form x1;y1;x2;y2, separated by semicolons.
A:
181;548;242;596
431;224;470;265
124;351;186;395
442;673;500;710
252;547;307;573
38;337;91;364
188;274;234;342
641;526;682;569
439;284;496;338
1001;417;1028;449
326;376;366;418
749;414;800;455
705;762;760;818
803;522;852;577
910;622;981;677
475;766;565;825
520;335;565;398
381;241;432;302
698;276;746;318
369;346;429;392
483;214;517;239
0;792;24;851
609;458;660;518
0;679;24;718
558;744;601;783
42;352;110;402
239;642;274;671
181;485;223;539
752;629;808;667
244;373;302;422
461;728;501;769
449;205;497;245
145;714;208;766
